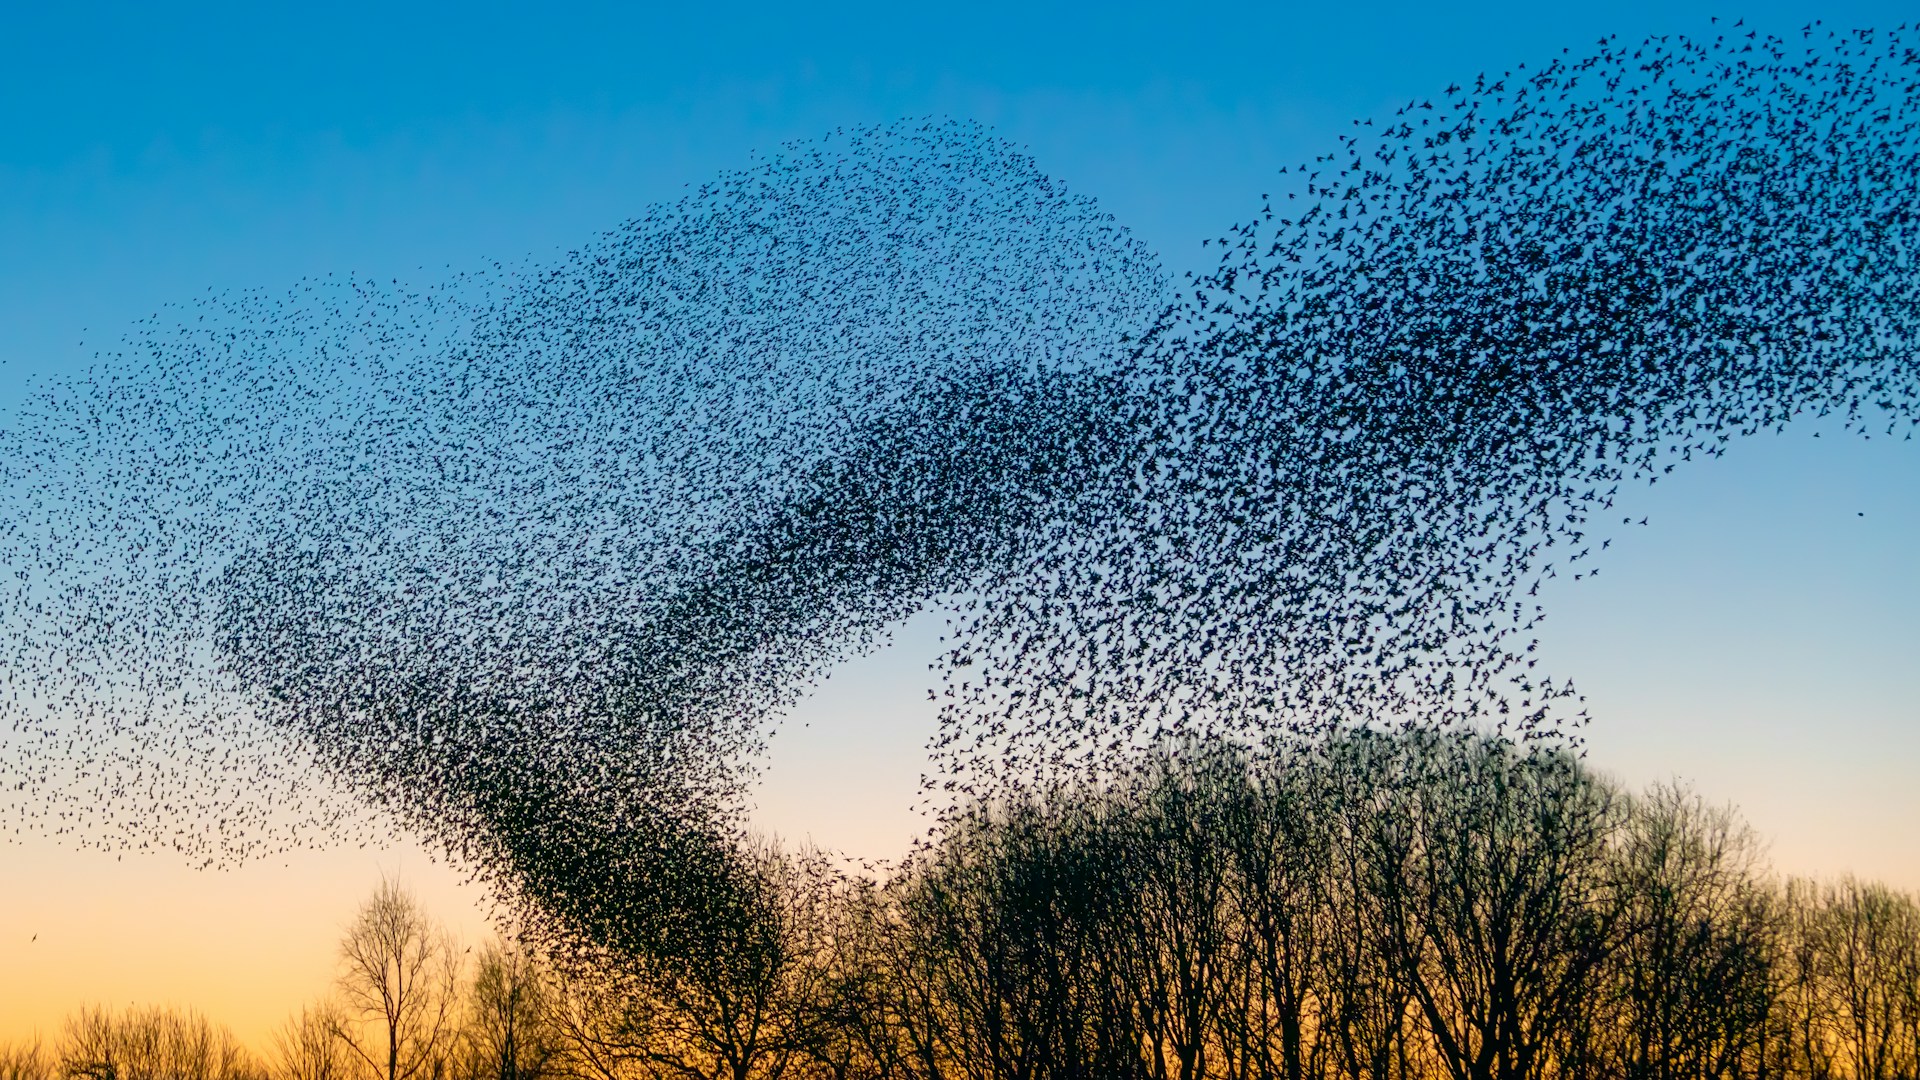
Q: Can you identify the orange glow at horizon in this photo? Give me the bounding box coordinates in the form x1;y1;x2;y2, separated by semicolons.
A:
0;837;493;1052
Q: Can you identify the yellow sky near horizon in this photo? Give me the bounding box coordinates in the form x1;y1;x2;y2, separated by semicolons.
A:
0;837;495;1051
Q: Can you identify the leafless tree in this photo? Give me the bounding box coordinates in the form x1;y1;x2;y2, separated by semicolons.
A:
1319;730;1417;1080
1810;879;1920;1080
1375;733;1627;1080
334;877;463;1080
778;870;899;1080
57;1004;265;1080
1219;739;1335;1080
0;1038;49;1080
36;730;1920;1080
1770;879;1841;1080
274;1002;359;1080
1114;745;1245;1080
542;968;650;1080
538;837;849;1080
889;792;1137;1080
1589;784;1775;1080
462;941;559;1080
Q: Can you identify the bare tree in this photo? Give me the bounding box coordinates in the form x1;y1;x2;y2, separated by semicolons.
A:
1812;879;1920;1080
778;869;899;1080
1321;730;1416;1080
890;792;1136;1080
1220;739;1336;1080
1771;879;1840;1080
535;836;850;1080
463;941;559;1080
1593;784;1775;1080
0;1039;49;1080
57;1005;264;1080
470;726;1920;1080
1376;733;1627;1080
1115;745;1242;1080
335;877;463;1080
638;839;842;1080
274;1003;358;1080
57;1007;117;1080
542;969;650;1080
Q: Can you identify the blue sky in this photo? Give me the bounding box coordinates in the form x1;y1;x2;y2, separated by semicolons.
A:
0;0;1916;1038
16;0;1915;387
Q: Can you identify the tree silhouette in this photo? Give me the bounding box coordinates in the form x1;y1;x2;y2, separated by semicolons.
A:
461;941;559;1080
272;1003;356;1080
1588;785;1775;1080
57;1005;263;1080
0;1039;48;1080
334;878;461;1080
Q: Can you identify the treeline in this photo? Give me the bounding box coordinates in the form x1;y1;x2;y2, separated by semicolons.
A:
0;881;560;1080
6;730;1920;1080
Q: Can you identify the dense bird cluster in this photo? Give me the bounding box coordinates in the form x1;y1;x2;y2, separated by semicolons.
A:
942;21;1920;791
2;25;1915;956
0;123;1163;869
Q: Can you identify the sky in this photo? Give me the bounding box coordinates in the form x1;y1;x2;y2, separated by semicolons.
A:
2;0;1916;1050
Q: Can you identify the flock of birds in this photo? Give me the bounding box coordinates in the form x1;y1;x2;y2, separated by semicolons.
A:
2;22;1917;956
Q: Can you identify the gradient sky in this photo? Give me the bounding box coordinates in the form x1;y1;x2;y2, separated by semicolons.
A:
3;0;1916;1050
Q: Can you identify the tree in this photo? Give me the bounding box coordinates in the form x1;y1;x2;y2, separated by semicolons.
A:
1220;738;1337;1080
1320;730;1416;1080
1771;879;1840;1080
542;970;649;1080
462;941;558;1080
1811;879;1920;1080
890;792;1137;1080
335;877;463;1080
1115;745;1242;1080
57;1004;264;1080
776;869;899;1080
1376;733;1626;1080
1594;784;1775;1080
632;839;842;1080
535;836;849;1080
0;1039;49;1080
274;1003;357;1080
337;725;1920;1080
